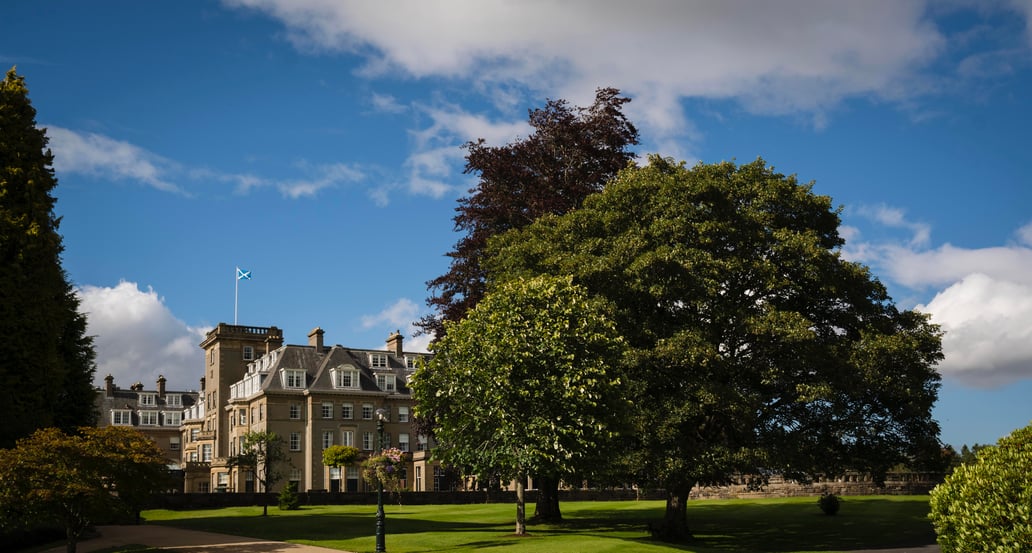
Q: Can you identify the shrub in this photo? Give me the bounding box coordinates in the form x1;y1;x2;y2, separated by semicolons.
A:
929;422;1032;552
818;493;840;515
278;481;300;511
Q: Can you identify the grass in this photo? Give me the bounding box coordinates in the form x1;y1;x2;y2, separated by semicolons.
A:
135;495;936;553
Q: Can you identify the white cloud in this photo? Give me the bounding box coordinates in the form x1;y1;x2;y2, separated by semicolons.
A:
360;298;431;353
370;92;407;114
918;274;1032;387
1016;220;1032;247
46;126;187;194
77;281;209;393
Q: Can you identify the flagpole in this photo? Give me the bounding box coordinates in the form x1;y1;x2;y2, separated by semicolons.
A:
234;267;239;325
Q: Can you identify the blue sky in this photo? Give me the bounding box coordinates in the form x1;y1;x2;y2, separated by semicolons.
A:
4;1;1031;450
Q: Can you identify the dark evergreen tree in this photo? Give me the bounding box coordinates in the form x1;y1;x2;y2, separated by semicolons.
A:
0;68;97;448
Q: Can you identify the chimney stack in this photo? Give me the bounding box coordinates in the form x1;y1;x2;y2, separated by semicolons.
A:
157;374;166;398
104;374;114;397
386;330;404;357
308;327;325;353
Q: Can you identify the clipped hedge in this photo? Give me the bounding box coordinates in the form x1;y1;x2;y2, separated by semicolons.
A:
929;422;1032;552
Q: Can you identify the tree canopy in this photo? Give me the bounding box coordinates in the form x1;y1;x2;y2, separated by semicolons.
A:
0;67;97;448
0;426;170;553
226;430;287;516
419;87;638;339
411;275;628;535
486;156;944;539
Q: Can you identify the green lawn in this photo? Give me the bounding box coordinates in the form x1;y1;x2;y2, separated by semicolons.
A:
139;495;936;553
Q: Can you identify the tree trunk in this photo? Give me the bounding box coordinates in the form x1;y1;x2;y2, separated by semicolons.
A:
515;478;527;535
65;525;78;553
656;486;692;541
532;474;562;522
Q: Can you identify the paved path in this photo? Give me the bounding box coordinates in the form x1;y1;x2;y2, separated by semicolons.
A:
42;525;352;553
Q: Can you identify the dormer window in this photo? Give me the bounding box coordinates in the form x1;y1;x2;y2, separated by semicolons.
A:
405;355;421;369
281;369;306;389
243;346;254;360
111;409;132;426
166;394;182;407
331;366;360;389
375;374;396;392
139;411;159;426
369;353;388;368
139;393;156;406
163;411;182;426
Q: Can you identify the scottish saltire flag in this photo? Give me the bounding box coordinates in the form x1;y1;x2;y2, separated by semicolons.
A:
237;267;252;281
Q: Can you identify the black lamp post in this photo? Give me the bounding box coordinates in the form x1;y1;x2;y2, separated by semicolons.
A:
375;407;388;553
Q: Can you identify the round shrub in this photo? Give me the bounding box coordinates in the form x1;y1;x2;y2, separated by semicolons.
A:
818;493;840;515
929;422;1032;552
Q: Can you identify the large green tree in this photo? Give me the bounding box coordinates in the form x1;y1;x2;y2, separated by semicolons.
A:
0;426;170;553
0;67;97;448
419;87;638;520
226;430;287;516
487;156;944;539
411;275;628;535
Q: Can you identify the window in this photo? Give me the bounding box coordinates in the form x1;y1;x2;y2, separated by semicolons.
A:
139;393;156;406
111;410;132;425
341;403;353;419
217;472;228;488
362;404;373;420
139;411;159;426
282;369;305;389
243;346;254;360
259;403;264;421
398;406;409;423
199;482;210;493
417;434;428;452
238;409;247;425
170;436;181;451
321;402;333;419
289;432;301;451
369;353;388;368
190;428;199;442
190;451;198;462
362;432;374;451
166;394;182;407
331;367;360;389
376;374;396;392
164;411;182;426
405;355;421;369
383;433;391;449
398;433;409;452
289;403;301;420
290;468;301;483
341;430;354;447
322;431;333;449
415;466;423;491
202;444;212;462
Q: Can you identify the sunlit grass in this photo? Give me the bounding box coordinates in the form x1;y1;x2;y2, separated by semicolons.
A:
137;495;935;553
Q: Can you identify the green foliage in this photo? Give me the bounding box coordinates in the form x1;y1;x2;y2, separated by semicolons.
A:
487;156;944;538
818;493;840;515
322;444;360;468
361;447;409;495
0;426;169;550
277;481;300;511
0;67;97;449
226;431;287;516
412;275;628;534
929;422;1032;552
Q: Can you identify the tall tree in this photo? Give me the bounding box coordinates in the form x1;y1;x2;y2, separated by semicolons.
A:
411;275;628;535
0;427;169;553
226;430;287;516
487;156;944;539
0;67;97;448
420;87;638;340
419;87;637;520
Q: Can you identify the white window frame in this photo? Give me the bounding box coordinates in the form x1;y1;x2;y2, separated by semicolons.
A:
289;432;301;451
111;410;132;426
405;355;421;369
282;369;305;389
397;406;409;423
376;374;396;392
321;402;333;419
243;346;254;360
164;411;182;427
170;436;181;451
369;353;388;368
166;394;182;407
202;444;212;462
341;403;353;420
362;431;374;451
362;404;373;420
341;430;354;447
139;393;156;406
322;430;333;449
331;367;360;389
139;411;159;426
398;433;410;452
289;403;301;420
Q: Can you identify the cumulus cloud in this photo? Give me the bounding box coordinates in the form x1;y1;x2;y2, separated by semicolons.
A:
846;210;1032;387
77;281;209;393
918;274;1032;387
360;298;432;353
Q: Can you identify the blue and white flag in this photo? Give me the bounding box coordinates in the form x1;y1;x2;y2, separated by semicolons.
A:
237;267;252;281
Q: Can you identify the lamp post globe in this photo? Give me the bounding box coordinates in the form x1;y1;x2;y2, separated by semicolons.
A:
375;407;388;553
